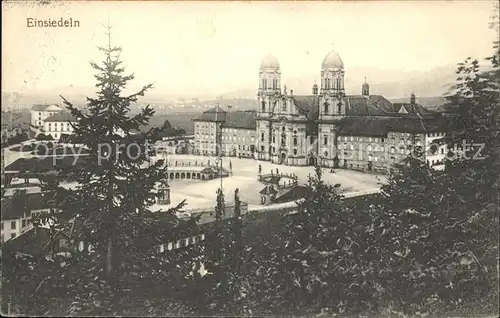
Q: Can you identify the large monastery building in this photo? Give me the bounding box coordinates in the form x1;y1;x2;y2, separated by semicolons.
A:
194;50;449;172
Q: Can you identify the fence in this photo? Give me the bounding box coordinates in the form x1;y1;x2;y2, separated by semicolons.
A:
153;189;380;254
248;188;381;214
258;172;299;190
181;202;249;219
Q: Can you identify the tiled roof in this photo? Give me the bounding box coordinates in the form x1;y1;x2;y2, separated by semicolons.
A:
345;96;387;116
338;115;448;137
273;185;309;203
386;115;446;133
44;112;76;122
367;95;394;113
259;184;278;195
205;105;226;114
58;133;84;144
31;104;51;111
5;156;87;173
223;110;256;129
193;106;227;122
200;167;216;174
392;103;435;115
338;116;389;137
1;226;73;261
291;95;320;120
1;192;52;220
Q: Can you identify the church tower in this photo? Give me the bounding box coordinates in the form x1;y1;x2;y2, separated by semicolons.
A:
320;50;345;96
256;54;281;161
318;50;347;169
319;50;346;119
258;54;281;99
362;77;370;97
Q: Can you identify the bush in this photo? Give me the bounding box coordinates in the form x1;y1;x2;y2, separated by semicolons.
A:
36;133;54;141
7;132;29;146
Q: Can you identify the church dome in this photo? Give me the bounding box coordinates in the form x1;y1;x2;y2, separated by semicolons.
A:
322;50;344;70
260;54;280;71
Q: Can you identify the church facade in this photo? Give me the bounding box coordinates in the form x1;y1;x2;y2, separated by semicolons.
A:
194;50;449;172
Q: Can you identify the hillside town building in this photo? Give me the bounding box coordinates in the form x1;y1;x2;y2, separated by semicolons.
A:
193;108;256;158
42;112;76;140
193;50;449;172
1;192;61;243
30;104;64;131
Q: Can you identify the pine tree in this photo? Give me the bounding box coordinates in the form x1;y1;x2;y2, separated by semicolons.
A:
189;188;252;316
13;25;194;314
276;165;378;315
376;40;500;315
55;25;184;278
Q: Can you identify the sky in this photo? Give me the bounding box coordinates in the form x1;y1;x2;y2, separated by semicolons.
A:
2;0;498;97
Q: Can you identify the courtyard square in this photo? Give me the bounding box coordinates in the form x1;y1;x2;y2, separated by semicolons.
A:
158;154;385;210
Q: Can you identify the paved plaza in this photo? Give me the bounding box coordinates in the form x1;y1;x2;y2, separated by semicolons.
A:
4;148;385;211
160;154;385;210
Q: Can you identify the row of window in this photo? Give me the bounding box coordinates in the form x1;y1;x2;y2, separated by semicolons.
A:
427;132;445;137
323;102;342;114
323;77;343;90
47;123;72;132
197;133;214;137
202;134;439;147
222;136;255;141
261;78;279;90
1;233;17;242
154;234;206;253
0;219;32;233
37;111;58;116
222;128;253;134
1;221;17;230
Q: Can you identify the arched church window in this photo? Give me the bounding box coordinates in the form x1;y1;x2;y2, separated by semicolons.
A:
261;101;266;112
337;77;342;90
337;102;341;114
282;101;287;112
324;102;329;114
293;137;298;146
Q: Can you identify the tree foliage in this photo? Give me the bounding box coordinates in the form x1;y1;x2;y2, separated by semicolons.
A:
2;26;198;315
375;41;500;315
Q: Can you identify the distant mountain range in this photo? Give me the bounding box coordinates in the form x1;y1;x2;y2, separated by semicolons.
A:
2;64;459;111
219;64;459;100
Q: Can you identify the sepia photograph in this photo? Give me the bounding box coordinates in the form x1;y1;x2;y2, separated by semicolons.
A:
1;0;499;316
